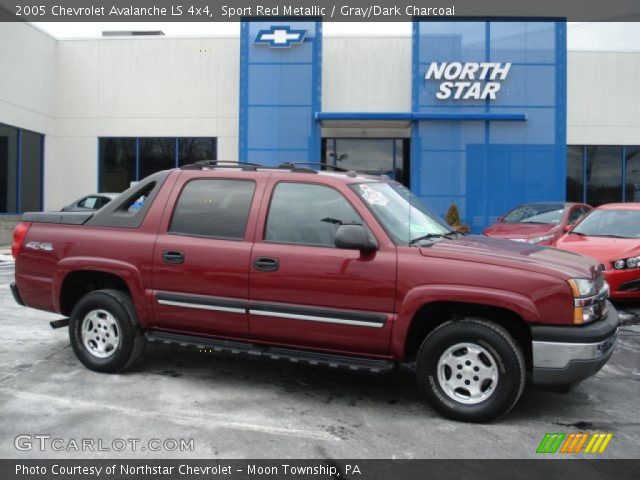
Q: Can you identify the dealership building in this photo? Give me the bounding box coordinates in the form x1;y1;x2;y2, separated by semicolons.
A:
1;19;639;242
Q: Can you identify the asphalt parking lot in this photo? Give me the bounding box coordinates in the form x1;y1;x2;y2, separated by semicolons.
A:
0;256;639;459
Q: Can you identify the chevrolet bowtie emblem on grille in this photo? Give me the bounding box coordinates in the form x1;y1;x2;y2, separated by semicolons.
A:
254;26;306;48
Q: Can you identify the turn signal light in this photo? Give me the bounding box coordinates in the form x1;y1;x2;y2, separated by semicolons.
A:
573;307;584;325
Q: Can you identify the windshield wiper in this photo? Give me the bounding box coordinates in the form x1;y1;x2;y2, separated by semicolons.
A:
409;231;459;245
592;234;631;239
569;231;587;236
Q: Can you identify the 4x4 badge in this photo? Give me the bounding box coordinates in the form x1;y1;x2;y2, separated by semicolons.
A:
25;241;53;252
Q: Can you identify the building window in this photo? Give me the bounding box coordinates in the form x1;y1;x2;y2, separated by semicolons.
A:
567;145;640;206
566;145;584;203
100;138;136;194
625;146;640;202
586;146;623;206
322;138;410;186
0;123;43;214
99;137;216;192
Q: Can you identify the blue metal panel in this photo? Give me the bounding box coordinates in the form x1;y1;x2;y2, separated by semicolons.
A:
240;20;321;165
316;112;526;122
412;20;567;233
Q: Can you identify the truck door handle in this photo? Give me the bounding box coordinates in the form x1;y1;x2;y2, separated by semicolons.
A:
162;250;185;264
253;257;279;272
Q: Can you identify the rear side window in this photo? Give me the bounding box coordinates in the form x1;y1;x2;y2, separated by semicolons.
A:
79;196;98;209
265;182;363;247
169;179;255;239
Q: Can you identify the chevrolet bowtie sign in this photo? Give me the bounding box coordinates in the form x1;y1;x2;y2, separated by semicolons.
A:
255;26;306;48
425;62;512;100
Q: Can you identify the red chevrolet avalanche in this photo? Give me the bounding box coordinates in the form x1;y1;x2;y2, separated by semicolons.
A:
11;162;618;422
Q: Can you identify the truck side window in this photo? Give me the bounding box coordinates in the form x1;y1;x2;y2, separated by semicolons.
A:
169;179;255;239
265;182;363;247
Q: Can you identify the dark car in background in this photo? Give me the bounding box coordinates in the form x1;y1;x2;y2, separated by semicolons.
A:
556;203;640;299
483;202;592;246
61;193;119;212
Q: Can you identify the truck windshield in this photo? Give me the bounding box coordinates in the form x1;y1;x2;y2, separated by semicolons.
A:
350;182;452;245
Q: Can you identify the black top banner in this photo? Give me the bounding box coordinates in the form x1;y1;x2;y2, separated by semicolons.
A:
0;0;639;22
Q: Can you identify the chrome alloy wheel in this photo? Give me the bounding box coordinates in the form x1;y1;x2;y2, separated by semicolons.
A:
80;309;120;359
436;342;499;405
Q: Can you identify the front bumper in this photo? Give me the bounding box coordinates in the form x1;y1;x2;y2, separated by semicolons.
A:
531;303;618;386
603;268;640;299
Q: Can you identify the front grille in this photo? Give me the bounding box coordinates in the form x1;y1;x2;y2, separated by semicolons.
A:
619;280;640;292
595;271;605;293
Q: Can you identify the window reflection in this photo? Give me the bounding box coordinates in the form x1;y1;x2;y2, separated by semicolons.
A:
179;138;215;166
322;138;409;185
585;146;622;206
0;123;44;213
139;138;176;179
100;138;136;193
566;145;584;203
0;124;19;213
625;146;640;202
100;137;217;192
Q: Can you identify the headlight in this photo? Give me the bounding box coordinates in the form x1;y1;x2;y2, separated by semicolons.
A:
611;256;640;269
567;278;608;325
567;278;597;298
527;234;553;244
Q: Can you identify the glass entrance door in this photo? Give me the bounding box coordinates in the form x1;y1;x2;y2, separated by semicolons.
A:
322;138;409;186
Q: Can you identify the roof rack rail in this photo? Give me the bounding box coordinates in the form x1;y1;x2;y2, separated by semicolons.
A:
277;162;349;172
179;160;352;175
276;162;318;173
180;160;261;171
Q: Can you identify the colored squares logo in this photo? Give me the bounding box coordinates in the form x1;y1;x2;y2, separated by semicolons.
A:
537;432;613;454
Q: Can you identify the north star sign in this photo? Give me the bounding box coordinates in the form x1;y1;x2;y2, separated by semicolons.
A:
254;26;306;48
425;62;512;100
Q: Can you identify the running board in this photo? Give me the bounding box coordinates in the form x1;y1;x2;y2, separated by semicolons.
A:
145;331;396;374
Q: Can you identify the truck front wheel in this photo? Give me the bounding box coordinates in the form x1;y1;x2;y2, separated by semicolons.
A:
416;318;526;423
69;289;145;373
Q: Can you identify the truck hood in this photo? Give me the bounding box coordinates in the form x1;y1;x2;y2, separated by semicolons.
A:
418;235;598;280
556;234;640;264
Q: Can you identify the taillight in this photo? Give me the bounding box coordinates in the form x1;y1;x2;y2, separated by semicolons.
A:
11;222;31;258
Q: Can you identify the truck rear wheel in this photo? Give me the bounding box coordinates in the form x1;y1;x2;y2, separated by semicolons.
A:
416;318;526;423
69;289;145;373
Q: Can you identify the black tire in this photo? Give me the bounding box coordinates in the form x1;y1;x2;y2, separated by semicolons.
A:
416;317;526;423
69;289;145;373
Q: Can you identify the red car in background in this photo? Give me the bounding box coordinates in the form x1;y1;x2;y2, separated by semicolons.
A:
483;202;592;246
556;203;640;299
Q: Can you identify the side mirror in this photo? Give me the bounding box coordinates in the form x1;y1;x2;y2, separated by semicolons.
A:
335;225;378;253
498;216;505;222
